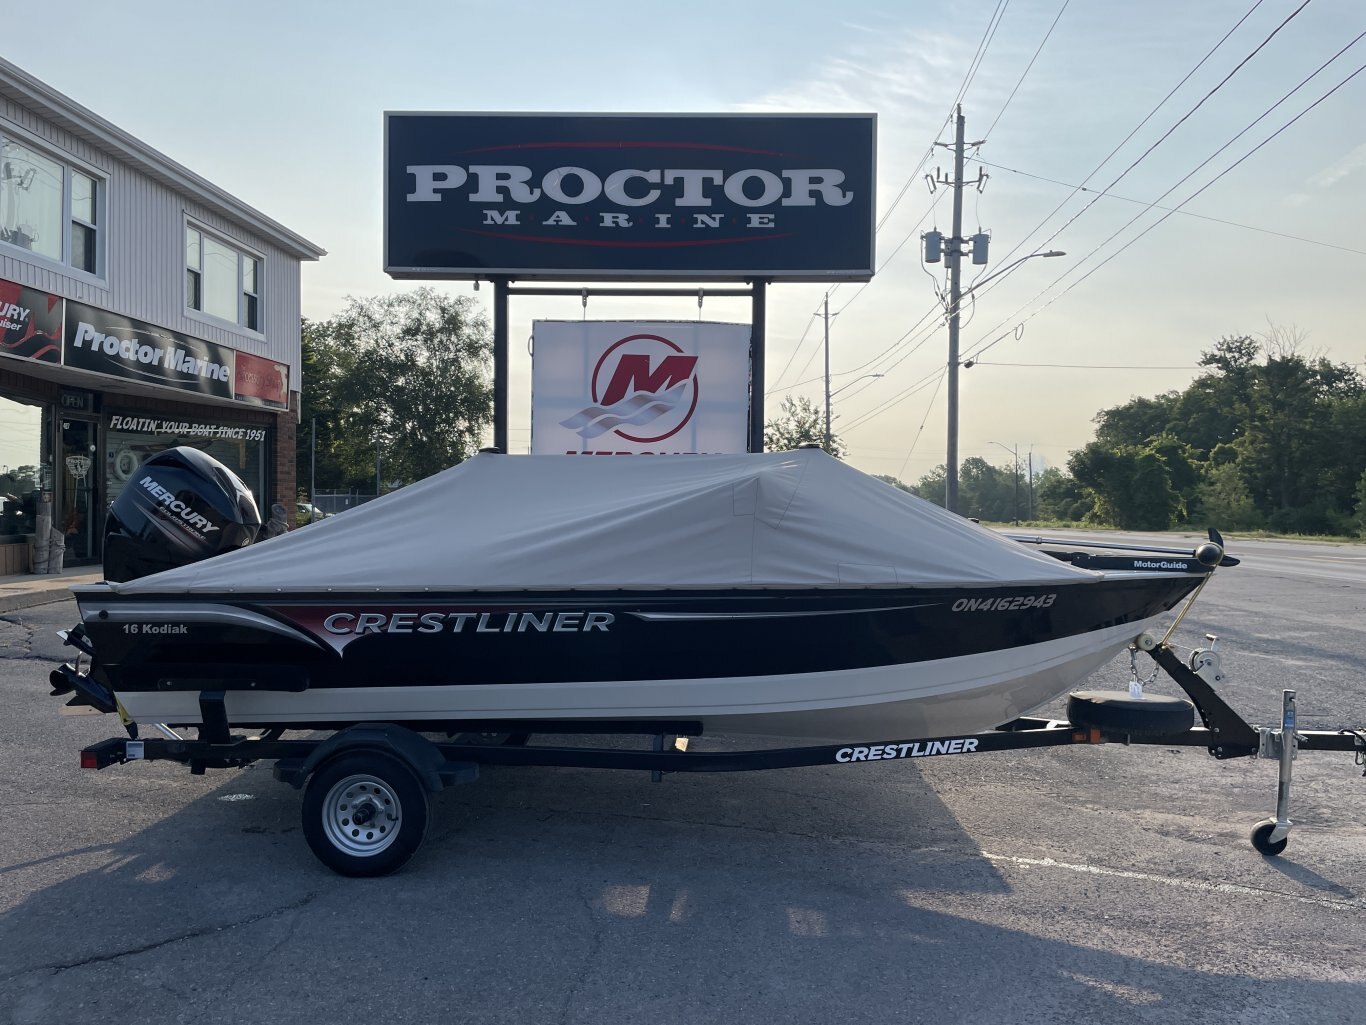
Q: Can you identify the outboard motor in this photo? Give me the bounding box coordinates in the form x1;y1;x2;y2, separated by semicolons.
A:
103;447;261;582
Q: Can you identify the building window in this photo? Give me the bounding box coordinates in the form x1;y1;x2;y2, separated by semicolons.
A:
0;135;103;275
186;224;262;331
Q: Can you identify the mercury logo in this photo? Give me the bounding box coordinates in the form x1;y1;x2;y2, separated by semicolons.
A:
559;334;699;444
137;476;219;535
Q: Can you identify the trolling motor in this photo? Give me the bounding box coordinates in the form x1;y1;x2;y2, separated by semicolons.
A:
102;447;262;582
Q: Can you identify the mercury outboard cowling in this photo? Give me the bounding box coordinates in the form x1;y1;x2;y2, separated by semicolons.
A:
103;446;262;582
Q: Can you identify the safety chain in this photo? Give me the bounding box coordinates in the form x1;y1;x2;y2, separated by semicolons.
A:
1127;647;1162;689
1344;729;1366;777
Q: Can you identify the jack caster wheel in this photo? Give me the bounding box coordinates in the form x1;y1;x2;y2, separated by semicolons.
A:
1250;818;1288;857
302;751;430;877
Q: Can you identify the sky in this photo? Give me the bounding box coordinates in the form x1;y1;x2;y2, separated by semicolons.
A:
4;0;1364;483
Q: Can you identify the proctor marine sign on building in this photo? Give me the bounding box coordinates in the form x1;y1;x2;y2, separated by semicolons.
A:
531;320;751;455
385;113;876;281
64;302;236;400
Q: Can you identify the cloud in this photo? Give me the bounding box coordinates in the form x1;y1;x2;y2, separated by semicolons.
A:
1307;141;1366;190
1288;142;1366;204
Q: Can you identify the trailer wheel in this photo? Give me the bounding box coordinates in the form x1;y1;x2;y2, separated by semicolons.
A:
1067;690;1195;737
302;751;430;877
1250;818;1288;857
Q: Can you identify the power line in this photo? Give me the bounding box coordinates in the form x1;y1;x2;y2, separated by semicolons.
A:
843;364;946;433
765;299;826;394
975;158;1366;257
953;0;1013;112
963;1;1332;356
964;56;1366;364
896;371;948;481
980;0;1312;300
983;0;1071;140
972;0;1271;288
971;361;1200;370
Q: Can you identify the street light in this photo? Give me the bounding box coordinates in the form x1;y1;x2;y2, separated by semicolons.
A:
988;440;1020;525
944;249;1064;515
826;374;883;450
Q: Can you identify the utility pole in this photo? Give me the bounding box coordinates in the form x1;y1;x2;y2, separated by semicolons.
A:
1027;446;1034;520
924;112;1062;514
822;292;832;451
944;108;967;514
310;416;316;506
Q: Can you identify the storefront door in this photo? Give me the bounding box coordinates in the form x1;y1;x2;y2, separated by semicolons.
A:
60;417;99;564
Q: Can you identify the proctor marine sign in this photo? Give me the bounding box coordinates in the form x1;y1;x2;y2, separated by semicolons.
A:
385;112;876;281
64;302;235;401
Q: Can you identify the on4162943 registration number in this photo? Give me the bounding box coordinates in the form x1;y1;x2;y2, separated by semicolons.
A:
950;593;1056;613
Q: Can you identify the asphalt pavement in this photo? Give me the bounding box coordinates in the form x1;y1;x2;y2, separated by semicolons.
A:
1;534;1364;1024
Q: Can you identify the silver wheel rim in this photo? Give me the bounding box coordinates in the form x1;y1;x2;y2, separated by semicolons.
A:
321;773;402;857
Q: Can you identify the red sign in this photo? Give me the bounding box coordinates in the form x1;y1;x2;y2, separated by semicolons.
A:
0;278;63;364
234;350;290;408
588;335;700;444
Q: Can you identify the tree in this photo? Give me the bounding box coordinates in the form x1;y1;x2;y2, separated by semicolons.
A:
298;289;493;493
1068;442;1179;530
764;395;844;457
910;464;947;506
873;474;914;493
1034;467;1091;522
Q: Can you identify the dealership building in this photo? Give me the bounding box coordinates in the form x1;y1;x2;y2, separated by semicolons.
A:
0;57;325;573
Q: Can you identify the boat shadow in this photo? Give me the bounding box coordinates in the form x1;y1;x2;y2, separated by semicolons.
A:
4;751;1364;1023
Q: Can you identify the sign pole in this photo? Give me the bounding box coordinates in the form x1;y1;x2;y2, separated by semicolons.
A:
493;277;509;452
749;280;767;452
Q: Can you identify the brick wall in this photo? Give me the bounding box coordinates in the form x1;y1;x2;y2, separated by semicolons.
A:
274;395;298;511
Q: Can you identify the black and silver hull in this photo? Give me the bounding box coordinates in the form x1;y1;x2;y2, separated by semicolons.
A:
69;573;1203;742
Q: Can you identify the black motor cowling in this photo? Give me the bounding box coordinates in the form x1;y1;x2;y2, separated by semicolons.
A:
103;447;261;582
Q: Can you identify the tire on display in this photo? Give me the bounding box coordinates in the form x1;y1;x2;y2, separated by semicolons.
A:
1066;690;1195;737
302;751;430;877
1250;818;1289;857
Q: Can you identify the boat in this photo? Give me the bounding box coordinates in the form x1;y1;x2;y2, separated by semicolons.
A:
56;447;1222;742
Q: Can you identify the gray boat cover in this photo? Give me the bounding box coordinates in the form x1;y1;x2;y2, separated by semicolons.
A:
108;449;1096;594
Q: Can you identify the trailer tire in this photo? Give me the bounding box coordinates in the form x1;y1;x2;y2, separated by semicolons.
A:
1067;690;1195;737
302;751;430;877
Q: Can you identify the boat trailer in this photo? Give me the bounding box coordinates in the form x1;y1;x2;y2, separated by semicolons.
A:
61;637;1366;876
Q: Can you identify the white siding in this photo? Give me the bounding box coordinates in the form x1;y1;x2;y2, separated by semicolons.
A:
1;97;304;383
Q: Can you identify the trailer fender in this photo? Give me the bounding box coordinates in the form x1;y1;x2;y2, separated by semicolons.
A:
273;723;478;792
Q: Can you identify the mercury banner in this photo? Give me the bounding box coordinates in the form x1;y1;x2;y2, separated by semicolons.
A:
531;321;751;455
0;278;63;364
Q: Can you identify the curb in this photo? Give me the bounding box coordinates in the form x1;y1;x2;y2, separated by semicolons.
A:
0;587;81;615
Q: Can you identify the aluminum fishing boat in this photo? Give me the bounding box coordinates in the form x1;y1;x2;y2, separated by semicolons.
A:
57;448;1219;742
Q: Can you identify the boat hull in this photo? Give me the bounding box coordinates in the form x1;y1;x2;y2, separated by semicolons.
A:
73;574;1203;742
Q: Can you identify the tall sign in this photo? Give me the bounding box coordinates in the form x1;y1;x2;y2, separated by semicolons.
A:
531;321;750;454
385;113;876;282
